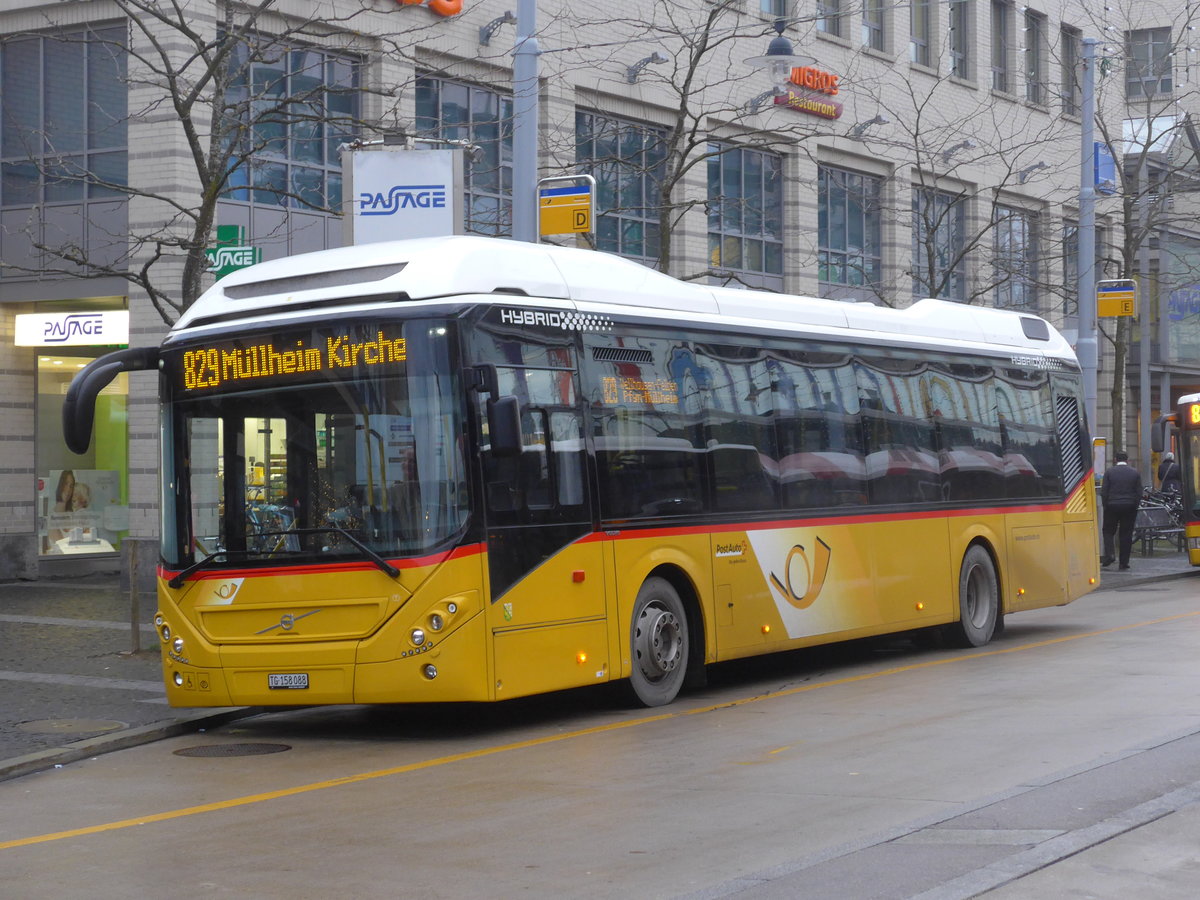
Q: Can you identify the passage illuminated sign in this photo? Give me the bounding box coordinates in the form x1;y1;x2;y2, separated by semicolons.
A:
15;311;130;347
182;331;406;391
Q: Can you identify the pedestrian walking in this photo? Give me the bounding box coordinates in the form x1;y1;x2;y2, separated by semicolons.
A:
1101;450;1143;570
1158;451;1182;494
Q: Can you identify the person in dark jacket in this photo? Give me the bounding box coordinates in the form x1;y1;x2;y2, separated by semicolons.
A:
1101;450;1144;569
1158;452;1182;494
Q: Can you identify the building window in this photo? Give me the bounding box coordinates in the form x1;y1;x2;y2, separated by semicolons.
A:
416;77;513;236
818;165;882;288
0;26;127;207
1126;28;1173;98
707;144;783;290
1025;10;1047;104
1061;25;1081;115
949;0;971;79
913;189;966;300
576;111;666;266
862;0;885;51
817;1;842;38
760;1;788;15
226;41;359;211
911;0;932;67
993;205;1038;310
991;0;1011;92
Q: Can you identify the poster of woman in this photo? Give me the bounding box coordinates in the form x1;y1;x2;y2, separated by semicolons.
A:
40;469;123;554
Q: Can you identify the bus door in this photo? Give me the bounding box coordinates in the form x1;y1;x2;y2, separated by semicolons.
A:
478;359;611;698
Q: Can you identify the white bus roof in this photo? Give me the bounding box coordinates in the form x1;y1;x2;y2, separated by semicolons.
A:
175;236;1075;362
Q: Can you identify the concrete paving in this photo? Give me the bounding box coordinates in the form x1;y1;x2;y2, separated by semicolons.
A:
1;546;1198;897
5;548;1190;782
0;578;252;782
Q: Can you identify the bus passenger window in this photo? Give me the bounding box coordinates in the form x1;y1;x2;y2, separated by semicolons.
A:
521;408;551;509
551;411;585;507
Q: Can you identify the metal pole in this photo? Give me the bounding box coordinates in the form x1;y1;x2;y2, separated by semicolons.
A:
1139;259;1151;478
512;0;539;242
128;540;141;654
1078;38;1099;434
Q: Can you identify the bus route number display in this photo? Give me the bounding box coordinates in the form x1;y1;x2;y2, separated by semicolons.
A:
182;330;406;391
1188;402;1200;427
601;375;679;406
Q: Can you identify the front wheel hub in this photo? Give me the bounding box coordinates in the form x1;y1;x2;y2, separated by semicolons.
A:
636;605;681;680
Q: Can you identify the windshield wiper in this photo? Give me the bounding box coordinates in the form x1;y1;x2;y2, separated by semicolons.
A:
167;527;400;589
295;526;401;579
167;551;238;589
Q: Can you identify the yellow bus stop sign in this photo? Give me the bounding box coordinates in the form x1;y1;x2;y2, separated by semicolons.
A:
1097;278;1137;317
539;185;592;235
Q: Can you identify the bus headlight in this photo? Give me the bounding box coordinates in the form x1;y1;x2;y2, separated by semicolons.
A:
174;672;184;686
428;613;444;632
172;637;185;654
410;628;426;646
423;664;438;679
160;624;171;642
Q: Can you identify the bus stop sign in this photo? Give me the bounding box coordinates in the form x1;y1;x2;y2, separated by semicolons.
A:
1097;278;1137;318
539;184;592;236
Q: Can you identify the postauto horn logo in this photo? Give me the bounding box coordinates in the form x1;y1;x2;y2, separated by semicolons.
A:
359;183;448;216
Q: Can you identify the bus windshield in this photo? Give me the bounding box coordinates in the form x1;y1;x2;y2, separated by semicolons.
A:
159;318;467;570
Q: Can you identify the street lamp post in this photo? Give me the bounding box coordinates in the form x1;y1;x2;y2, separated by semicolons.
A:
1078;37;1099;434
744;18;813;96
512;0;539;243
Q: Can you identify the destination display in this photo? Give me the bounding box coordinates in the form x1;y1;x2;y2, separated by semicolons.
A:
180;329;407;392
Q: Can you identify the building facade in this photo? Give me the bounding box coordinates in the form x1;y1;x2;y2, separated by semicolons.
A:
0;0;1193;581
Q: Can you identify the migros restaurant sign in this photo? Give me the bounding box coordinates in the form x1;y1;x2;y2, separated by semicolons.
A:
775;64;844;120
397;0;463;15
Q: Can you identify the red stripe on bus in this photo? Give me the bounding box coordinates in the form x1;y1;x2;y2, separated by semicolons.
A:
157;542;486;582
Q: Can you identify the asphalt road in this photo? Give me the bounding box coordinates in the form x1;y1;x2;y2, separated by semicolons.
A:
2;557;1200;898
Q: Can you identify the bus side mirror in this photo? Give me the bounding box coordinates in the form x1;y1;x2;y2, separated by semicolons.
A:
63;347;160;454
487;396;523;457
1151;414;1175;454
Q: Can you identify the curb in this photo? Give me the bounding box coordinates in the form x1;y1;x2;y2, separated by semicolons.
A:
1095;566;1200;590
0;707;261;784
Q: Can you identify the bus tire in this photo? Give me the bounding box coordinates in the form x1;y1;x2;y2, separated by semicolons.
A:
946;545;999;648
628;576;689;707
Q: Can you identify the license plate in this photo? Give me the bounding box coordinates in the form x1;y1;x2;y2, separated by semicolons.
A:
268;673;309;690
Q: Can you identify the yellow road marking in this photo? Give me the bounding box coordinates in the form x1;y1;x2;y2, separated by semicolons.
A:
3;610;1197;851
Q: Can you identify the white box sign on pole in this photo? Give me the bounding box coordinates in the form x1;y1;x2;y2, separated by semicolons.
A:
343;148;465;245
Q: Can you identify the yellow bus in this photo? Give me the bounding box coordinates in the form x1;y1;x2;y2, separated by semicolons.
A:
64;236;1099;708
1154;393;1200;565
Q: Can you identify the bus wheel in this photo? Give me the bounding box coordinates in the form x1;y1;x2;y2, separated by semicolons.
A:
628;576;689;707
946;545;999;648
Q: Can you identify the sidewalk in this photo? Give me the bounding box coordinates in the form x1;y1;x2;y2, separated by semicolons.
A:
0;578;252;782
0;545;1195;783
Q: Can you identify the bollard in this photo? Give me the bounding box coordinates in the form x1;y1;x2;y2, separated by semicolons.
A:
128;539;141;654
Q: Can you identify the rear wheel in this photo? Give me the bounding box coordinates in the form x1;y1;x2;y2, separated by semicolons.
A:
945;545;999;648
628;576;689;707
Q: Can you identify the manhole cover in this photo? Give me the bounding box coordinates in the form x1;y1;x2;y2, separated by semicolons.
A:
173;743;291;758
17;719;126;735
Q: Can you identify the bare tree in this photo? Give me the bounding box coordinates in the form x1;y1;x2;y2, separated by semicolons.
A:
543;1;827;281
0;0;437;324
1087;2;1200;453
